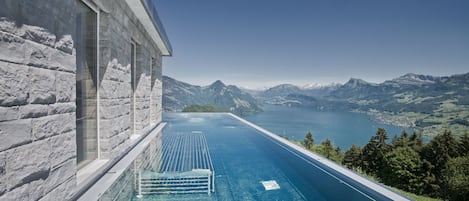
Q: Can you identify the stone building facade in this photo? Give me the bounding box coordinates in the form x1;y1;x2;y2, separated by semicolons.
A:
0;0;171;200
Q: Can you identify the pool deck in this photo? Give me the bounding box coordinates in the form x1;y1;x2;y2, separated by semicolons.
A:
229;113;411;201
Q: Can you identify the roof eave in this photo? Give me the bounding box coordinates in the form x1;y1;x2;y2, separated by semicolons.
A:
125;0;173;56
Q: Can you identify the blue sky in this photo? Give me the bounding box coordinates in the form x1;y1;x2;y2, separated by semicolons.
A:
156;0;469;89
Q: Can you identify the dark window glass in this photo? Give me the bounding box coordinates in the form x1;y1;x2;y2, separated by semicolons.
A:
131;42;136;135
76;1;98;168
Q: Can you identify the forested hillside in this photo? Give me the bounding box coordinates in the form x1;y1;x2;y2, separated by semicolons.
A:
300;129;469;201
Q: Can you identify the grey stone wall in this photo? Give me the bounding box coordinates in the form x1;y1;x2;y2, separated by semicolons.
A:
97;0;164;160
0;0;77;200
151;56;163;124
1;0;165;200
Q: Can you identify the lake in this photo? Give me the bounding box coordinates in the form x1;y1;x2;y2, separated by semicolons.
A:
244;105;411;150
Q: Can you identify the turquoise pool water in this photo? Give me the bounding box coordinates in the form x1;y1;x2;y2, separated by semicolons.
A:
135;113;408;201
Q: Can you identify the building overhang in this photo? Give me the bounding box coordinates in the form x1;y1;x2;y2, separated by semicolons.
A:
125;0;173;56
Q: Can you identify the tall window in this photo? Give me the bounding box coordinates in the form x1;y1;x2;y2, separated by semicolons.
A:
130;41;136;135
76;1;98;168
150;57;155;123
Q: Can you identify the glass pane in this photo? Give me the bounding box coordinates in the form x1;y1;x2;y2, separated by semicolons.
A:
131;42;136;135
76;1;98;168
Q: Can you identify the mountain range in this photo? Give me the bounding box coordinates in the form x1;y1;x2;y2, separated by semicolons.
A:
162;76;262;115
256;73;469;136
163;72;469;136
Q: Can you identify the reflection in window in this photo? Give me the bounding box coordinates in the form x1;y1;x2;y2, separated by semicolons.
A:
131;41;136;135
150;57;156;123
76;1;98;168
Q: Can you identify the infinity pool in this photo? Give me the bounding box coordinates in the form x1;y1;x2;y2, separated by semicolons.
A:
134;113;409;201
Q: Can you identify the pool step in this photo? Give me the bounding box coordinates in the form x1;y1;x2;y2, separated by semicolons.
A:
136;132;215;196
138;170;213;195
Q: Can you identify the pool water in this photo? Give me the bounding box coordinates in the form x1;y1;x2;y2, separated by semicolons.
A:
134;113;404;201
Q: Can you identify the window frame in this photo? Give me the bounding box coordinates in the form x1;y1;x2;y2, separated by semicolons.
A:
150;56;155;126
130;40;137;136
76;0;101;169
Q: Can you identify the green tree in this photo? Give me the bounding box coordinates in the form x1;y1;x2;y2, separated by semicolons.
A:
409;131;424;153
361;128;391;176
391;134;399;147
322;139;333;159
420;159;438;196
392;130;409;148
303;131;314;150
376;128;390;151
361;135;378;174
420;130;460;197
312;139;343;163
381;147;424;194
421;130;460;176
459;131;469;156
342;144;362;169
442;155;469;201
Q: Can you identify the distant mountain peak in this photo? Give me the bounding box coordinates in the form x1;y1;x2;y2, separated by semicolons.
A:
162;76;261;115
210;80;226;87
208;80;227;93
387;73;437;85
344;78;373;87
264;84;301;92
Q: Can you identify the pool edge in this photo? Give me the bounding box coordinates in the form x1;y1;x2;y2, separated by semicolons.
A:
228;113;413;201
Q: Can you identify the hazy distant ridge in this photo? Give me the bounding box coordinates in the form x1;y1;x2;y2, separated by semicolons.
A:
257;72;469;135
163;72;469;135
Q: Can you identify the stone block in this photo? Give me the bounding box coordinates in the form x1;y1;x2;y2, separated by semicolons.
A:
56;72;75;102
54;34;73;54
0;119;32;152
0;182;29;201
27;179;46;201
28;67;56;104
40;177;76;201
111;137;130;161
99;115;130;138
19;104;49;119
0;18;73;52
19;24;56;47
49;132;76;169
0;31;27;64
32;113;75;140
0;151;5;195
110;132;128;150
6;139;50;190
0;106;18;122
0;18;17;35
100;103;128;120
25;41;58;69
0;17;56;48
49;47;76;73
49;102;75;115
0;62;29;107
99;139;111;159
103;59;129;82
0;18;73;70
44;159;75;194
100;98;130;107
100;80;131;100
